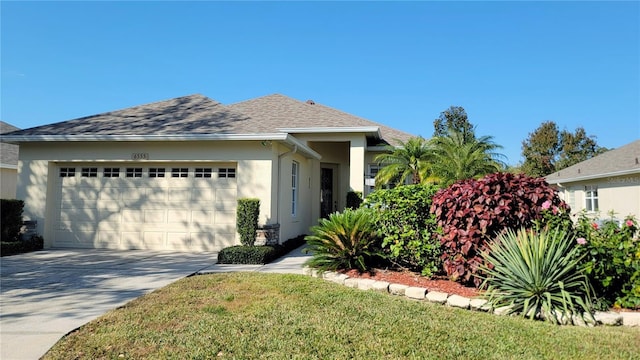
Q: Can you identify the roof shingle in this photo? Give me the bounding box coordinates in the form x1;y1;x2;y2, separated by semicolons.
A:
545;139;640;183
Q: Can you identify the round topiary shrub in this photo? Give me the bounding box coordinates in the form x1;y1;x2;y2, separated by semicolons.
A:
430;172;570;287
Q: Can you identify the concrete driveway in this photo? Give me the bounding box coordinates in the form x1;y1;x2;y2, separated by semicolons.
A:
0;249;218;360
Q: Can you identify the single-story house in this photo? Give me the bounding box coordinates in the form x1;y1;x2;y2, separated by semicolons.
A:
0;94;414;251
0;121;20;199
545;139;640;220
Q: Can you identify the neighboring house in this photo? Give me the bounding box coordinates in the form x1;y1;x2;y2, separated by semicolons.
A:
0;94;414;251
545;139;640;220
0;121;20;198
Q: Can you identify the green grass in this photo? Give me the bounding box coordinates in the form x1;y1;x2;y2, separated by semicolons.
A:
44;273;640;360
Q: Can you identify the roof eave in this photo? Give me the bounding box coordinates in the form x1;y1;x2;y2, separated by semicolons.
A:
0;133;290;143
277;126;381;138
546;168;640;185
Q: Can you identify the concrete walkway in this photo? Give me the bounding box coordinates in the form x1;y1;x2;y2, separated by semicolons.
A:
0;246;310;360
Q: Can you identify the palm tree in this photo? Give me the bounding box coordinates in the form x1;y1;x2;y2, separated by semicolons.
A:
374;137;436;186
430;128;506;186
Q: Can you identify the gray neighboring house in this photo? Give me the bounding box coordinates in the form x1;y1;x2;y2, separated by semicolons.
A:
545;139;640;219
1;121;20;198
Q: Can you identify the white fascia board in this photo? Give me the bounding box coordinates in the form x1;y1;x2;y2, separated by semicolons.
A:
0;163;18;169
277;126;381;137
0;133;290;143
282;134;322;160
546;168;640;185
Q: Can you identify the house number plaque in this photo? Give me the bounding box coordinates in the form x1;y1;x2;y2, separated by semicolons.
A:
131;153;150;160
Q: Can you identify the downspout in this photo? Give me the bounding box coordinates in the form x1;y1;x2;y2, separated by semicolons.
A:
276;145;298;225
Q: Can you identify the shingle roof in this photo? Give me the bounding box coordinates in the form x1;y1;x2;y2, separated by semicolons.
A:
5;95;255;136
1;94;416;145
228;94;415;145
545;139;640;184
0;121;19;166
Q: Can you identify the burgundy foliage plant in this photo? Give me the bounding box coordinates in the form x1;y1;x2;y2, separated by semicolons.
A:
430;172;570;287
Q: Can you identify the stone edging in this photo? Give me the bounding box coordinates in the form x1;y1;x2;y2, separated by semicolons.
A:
302;267;640;327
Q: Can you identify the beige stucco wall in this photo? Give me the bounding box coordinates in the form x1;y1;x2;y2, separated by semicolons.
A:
556;174;640;220
0;167;17;199
16;141;280;247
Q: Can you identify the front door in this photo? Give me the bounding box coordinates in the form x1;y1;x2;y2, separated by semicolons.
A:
320;165;337;218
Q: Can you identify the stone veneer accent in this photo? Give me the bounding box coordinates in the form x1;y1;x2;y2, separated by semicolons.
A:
302;267;637;327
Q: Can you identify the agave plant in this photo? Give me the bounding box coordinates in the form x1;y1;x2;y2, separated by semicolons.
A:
304;208;381;272
479;228;595;325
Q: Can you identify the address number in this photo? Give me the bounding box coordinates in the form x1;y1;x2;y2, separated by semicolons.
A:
131;153;149;160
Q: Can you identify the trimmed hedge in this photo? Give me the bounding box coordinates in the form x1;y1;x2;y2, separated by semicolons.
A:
1;236;44;256
1;199;24;242
237;198;260;246
217;235;306;265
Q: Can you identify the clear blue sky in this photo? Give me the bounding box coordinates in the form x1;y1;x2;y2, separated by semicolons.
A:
2;1;638;165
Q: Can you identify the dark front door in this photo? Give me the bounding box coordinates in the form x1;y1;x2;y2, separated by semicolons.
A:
320;167;334;218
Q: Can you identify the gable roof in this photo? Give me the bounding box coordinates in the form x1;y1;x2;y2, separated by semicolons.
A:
545;139;640;184
228;94;415;145
0;94;416;148
0;121;19;167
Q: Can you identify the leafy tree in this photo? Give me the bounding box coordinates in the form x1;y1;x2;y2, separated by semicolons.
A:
433;106;475;142
374;137;435;186
521;121;606;177
430;128;506;186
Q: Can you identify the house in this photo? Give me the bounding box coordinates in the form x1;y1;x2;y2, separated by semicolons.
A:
0;121;20;198
0;94;414;251
545;139;640;220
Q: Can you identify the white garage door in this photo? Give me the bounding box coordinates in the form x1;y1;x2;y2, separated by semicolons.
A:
53;163;237;251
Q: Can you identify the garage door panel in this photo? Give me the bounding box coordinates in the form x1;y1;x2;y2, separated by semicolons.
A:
61;199;98;209
99;188;122;201
192;210;214;225
144;210;166;223
215;210;236;224
167;210;189;223
143;232;165;246
54;163;239;250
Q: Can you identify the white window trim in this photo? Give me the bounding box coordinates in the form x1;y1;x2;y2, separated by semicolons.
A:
585;185;599;212
292;161;299;217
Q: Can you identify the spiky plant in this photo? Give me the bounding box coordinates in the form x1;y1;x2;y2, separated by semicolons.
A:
479;228;595;325
304;208;381;272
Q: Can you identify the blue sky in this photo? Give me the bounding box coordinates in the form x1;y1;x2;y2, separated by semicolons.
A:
2;1;638;165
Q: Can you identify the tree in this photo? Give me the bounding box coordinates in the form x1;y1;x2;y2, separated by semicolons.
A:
374;137;434;186
433;106;475;142
430;128;506;186
521;121;606;177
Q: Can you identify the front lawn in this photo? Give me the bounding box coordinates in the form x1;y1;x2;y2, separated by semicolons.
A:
44;273;640;360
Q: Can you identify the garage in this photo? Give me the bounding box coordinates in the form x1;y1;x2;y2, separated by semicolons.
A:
53;163;237;251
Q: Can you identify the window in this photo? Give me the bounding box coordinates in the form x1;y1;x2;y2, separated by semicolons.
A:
81;167;97;177
103;168;120;178
292;161;299;217
219;168;236;178
585;186;599;212
126;168;142;178
171;168;188;178
195;168;212;178
60;167;76;177
149;168;165;178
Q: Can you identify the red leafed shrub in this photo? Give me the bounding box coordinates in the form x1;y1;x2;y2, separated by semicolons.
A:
430;172;570;287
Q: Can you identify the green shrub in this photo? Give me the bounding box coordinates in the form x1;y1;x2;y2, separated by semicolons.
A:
237;198;260;246
217;245;279;264
479;228;594;325
1;235;44;256
364;184;442;276
304;208;381;272
430;172;570;287
574;212;640;310
346;191;363;210
1;199;24;242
